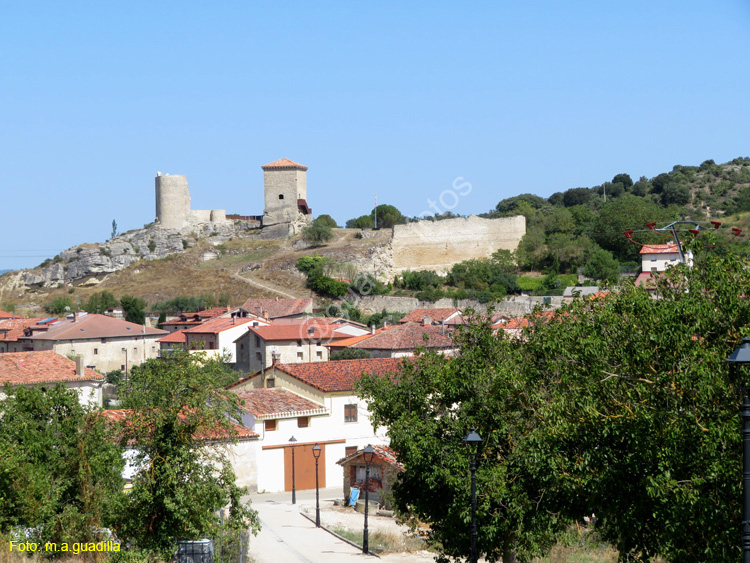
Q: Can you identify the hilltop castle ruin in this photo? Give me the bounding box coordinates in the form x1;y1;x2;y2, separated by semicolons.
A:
154;158;313;237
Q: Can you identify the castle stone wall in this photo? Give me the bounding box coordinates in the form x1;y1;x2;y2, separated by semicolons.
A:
391;215;526;273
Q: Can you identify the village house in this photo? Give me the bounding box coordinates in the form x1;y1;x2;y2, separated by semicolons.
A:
0;317;46;353
17;312;167;373
635;242;693;289
227;358;402;493
234;323;352;373
326;321;456;358
399;307;464;326
0;350;105;407
181;316;268;363
159;306;239;334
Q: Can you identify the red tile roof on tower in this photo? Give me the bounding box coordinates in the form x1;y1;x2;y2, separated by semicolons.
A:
229;358;404;393
348;323;454;351
400;308;462;324
0;351;104;384
19;314;167;341
261;158;308;171
240;298;312;319
232;388;327;419
640;243;681;254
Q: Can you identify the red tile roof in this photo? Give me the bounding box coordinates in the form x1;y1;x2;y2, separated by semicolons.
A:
337;445;404;472
349;323;454;351
249;324;349;343
183;316;254;335
640;243;681;254
634;271;664;288
232;388;327;418
256;358;404;393
500;310;556;331
161;307;234;326
20;314;167;341
0;318;46;342
261;158;308;171
400;308;462;324
0;351;104;384
0;310;16;319
241;298;312;319
157;329;188;344
325;328;388;349
100;409;258;441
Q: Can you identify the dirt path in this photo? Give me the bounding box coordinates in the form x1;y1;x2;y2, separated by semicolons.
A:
229;267;304;299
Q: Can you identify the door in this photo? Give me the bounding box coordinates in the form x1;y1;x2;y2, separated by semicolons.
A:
284;443;325;491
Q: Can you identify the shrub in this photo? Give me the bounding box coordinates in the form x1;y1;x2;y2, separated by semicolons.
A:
302;220;334;245
45;296;75;315
331;349;372;360
148;239;156;253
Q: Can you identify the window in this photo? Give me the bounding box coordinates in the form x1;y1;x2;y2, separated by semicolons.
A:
297;416;309;428
267;378;275;388
151;346;156;352
208;342;215;350
297;352;304;360
297;340;302;347
240;344;244;350
133;348;138;354
265;420;277;431
93;348;98;355
345;404;358;423
121;364;125;371
255;335;261;347
316;350;323;359
278;194;284;200
256;352;262;361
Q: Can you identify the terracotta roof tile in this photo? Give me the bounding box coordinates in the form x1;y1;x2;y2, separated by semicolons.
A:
262;358;404;393
0;350;104;384
349;323;454;351
325;328;387;349
500;310;556;330
640;243;681;254
0;318;46;342
399;308;462;324
261;158;308;171
183;316;254;335
249;324;349;342
0;310;16;319
100;409;258;440
232;388;327;418
240;298;312;319
157;329;188;344
20;314;167;341
337;445;404;472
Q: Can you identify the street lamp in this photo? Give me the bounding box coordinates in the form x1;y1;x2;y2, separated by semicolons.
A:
727;337;750;563
312;443;322;527
289;436;297;504
463;428;483;563
362;445;376;554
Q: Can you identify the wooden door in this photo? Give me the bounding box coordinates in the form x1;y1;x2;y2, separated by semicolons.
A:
284;443;325;491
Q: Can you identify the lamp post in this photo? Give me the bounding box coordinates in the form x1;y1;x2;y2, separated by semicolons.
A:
362;445;375;554
463;428;483;563
312;443;321;527
727;337;750;563
289;436;297;504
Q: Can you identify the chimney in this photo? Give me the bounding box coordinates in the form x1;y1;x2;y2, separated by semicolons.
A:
370;325;375;335
423;316;432;326
75;355;85;376
73;311;77;322
384;320;387;329
442;319;445;335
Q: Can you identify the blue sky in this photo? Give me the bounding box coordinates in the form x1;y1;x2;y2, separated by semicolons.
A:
2;1;749;270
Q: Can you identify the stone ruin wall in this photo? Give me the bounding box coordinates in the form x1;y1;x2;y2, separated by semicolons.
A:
155;173;231;231
391;215;526;273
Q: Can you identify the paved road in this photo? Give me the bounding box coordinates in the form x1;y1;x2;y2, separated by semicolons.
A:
244;489;435;563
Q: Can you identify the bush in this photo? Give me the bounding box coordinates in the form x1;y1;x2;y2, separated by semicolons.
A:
296;254;328;275
106;369;125;385
396;270;443;291
416;288;445;302
306;272;349;298
45;296;75;315
315;214;338;228
331;349;372;360
302;219;334;245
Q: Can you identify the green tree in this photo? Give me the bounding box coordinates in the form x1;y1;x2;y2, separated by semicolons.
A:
302;219;334;245
118;350;259;557
330;348;372;360
0;385;125;546
371;204;405;228
516;226;548;271
661;183;691;206
120;295;147;325
612;173;634;189
314;214;338;228
85;290;120;314
45;296;75;315
582;248;619;282
592;195;668;262
346;214;375;229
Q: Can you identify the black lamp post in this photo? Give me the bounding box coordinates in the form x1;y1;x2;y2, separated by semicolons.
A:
727;337;750;563
362;445;375;554
312;443;321;527
463;428;483;563
289;436;297;504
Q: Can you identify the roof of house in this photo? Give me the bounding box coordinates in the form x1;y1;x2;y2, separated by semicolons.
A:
157;329;188;344
640;243;681;255
0;310;16;319
229;358;404;393
325;328;388;349
261;158;308;171
348;322;454;351
232;388;327;419
100;409;258;441
20;314;167;341
634;271;664;288
247;323;349;342
272;317;367;328
0;351;104;384
183;316;254;335
160;307;235;327
337;445;405;472
0;318;46;342
240;298;312;319
500;310;556;331
400;308;462;324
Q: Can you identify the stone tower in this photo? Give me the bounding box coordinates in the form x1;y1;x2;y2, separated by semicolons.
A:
262;158;312;233
155;173;191;229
